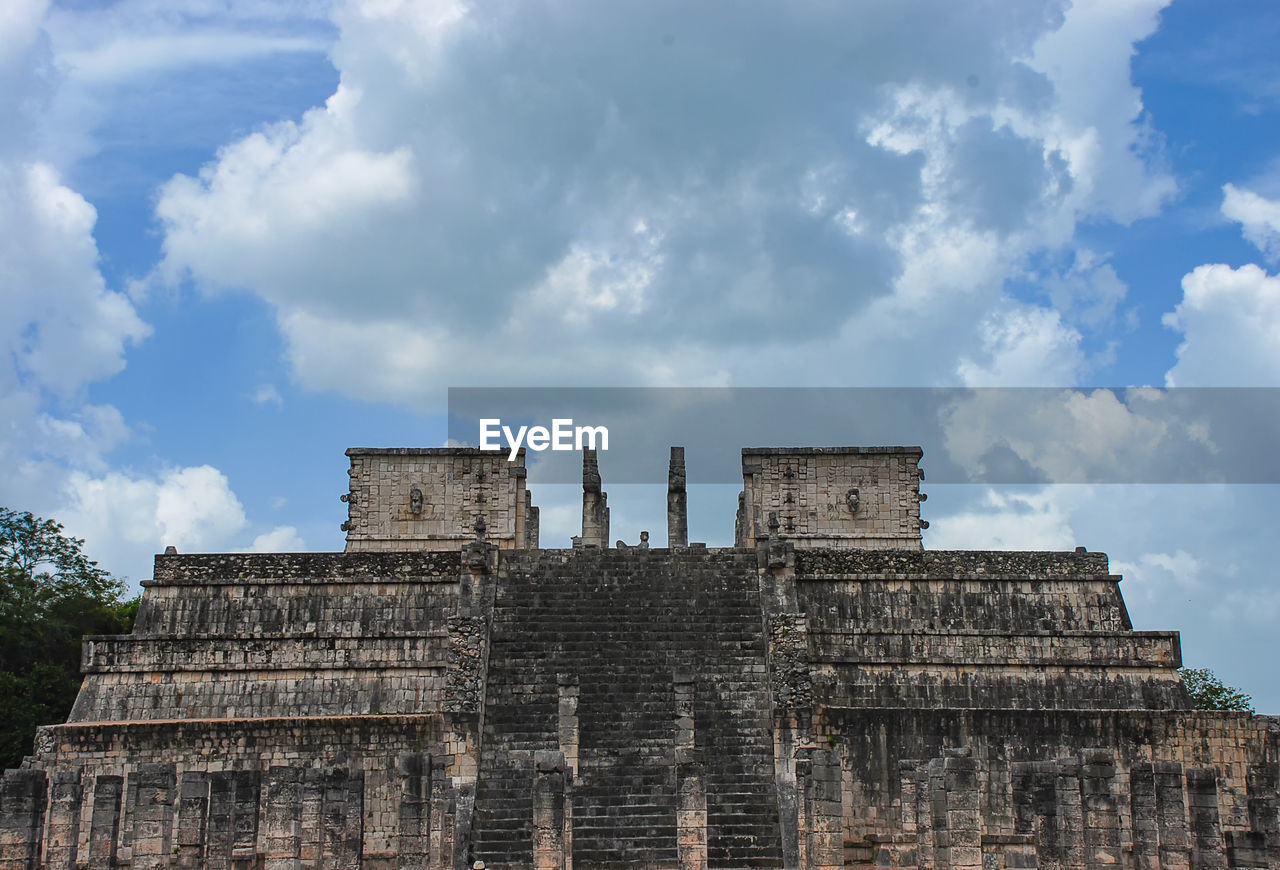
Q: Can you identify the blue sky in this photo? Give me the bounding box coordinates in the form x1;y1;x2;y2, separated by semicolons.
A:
3;0;1280;708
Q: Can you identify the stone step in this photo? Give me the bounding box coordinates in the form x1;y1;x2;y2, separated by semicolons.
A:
472;550;783;866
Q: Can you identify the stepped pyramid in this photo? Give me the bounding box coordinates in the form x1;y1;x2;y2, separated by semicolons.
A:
1;445;1276;869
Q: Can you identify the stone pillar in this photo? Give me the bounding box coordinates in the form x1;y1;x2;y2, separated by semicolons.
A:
176;771;210;870
532;751;569;870
445;603;486;870
916;762;936;870
1012;760;1062;870
923;757;945;870
1129;763;1159;870
264;766;303;870
1246;762;1279;842
119;768;138;861
1155;762;1190;870
676;748;707;870
0;769;46;870
87;774;123;870
899;760;920;836
673;674;706;870
793;747;844;870
557;675;579;870
513;457;528;549
1011;762;1035;837
775;720;802;869
299;768;324;869
795;750;812;869
897;760;920;869
1080;749;1120;869
448;730;477;870
238;771;262;867
424;758;451;870
942;751;981;870
668;446;688;548
1027;761;1061;870
133;764;177;870
207;773;234;869
361;767;395;864
766;612;807;870
525;490;540;549
397;753;430;870
43;769;82;870
913;752;985;870
1056;758;1085;870
320;768;363;870
800;747;843;870
127;762;174;864
580;450;608;548
1236;762;1280;867
208;769;260;869
986;757;1015;845
1186;769;1226;870
758;495;805;870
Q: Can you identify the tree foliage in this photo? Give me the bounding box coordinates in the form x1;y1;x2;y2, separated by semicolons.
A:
1179;667;1254;712
1;508;139;769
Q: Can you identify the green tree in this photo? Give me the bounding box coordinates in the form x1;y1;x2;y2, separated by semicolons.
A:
1179;667;1254;712
1;508;139;769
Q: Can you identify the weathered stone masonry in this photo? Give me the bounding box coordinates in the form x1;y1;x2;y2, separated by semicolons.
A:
1;445;1277;869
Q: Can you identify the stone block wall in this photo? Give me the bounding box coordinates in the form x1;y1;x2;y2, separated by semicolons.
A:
9;545;483;867
68;553;463;723
1;502;1276;869
139;552;464;635
792;548;1187;712
813;710;1280;870
4;720;463;869
343;448;536;552
739;447;924;550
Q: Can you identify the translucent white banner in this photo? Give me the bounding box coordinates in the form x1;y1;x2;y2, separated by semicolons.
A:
447;387;1280;484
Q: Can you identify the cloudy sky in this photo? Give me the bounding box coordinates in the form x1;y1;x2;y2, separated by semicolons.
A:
2;0;1279;708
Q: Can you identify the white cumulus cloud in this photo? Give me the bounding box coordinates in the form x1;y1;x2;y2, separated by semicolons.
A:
0;162;150;394
923;487;1079;551
1163;263;1280;387
149;0;1175;400
1221;183;1280;263
955;305;1086;387
0;5;279;590
57;466;248;583
1162;182;1280;387
1112;550;1204;605
240;525;307;552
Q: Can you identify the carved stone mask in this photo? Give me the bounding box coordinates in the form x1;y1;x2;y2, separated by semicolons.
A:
846;488;860;515
409;487;423;515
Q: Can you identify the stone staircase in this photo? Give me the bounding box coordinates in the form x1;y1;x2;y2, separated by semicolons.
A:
470;548;783;869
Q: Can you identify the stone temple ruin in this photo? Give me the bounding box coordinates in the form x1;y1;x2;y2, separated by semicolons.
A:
1;444;1277;869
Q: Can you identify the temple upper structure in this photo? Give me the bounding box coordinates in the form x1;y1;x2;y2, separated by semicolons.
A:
7;443;1273;870
342;444;926;551
343;447;539;551
736;446;925;550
